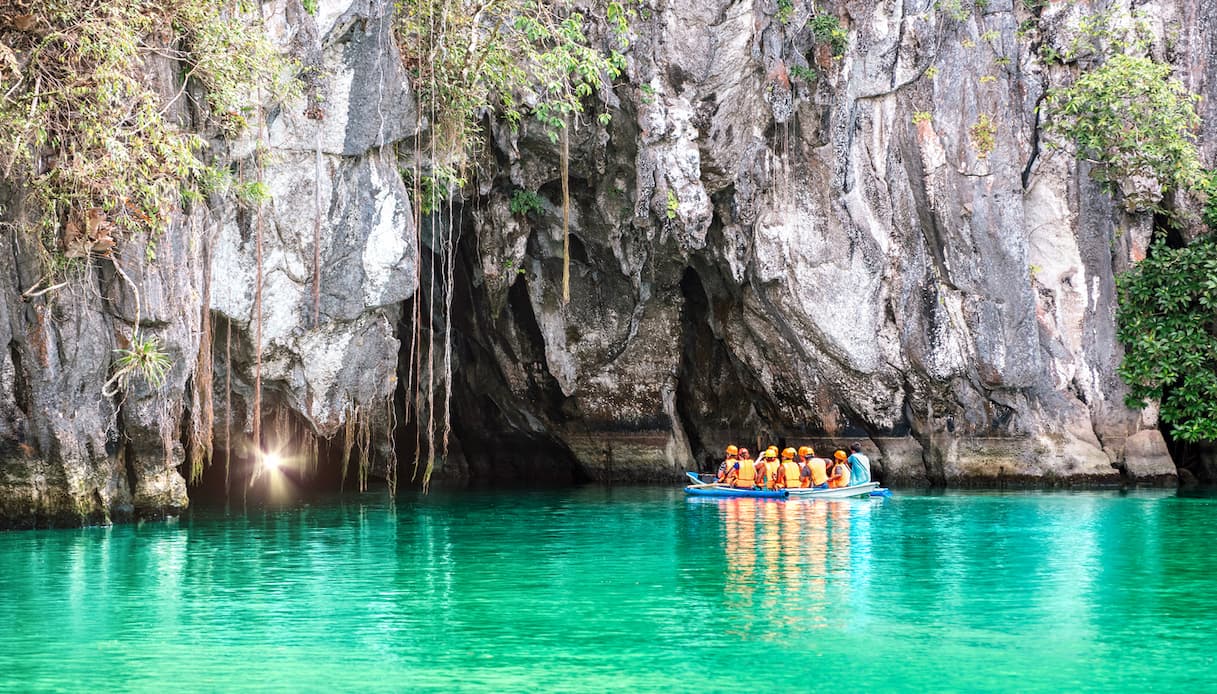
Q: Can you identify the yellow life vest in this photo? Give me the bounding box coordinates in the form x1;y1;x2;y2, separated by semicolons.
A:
807;459;828;486
762;460;780;489
830;463;851;489
735;458;757;487
781;461;804;488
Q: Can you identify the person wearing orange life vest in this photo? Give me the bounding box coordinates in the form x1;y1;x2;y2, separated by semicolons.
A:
799;446;829;489
828;449;852;489
728;447;761;488
759;449;781;490
775;447;808;489
717;445;739;483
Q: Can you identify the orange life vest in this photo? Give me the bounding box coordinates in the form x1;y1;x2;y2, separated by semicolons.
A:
829;463;851;489
807;458;828;486
781;461;804;488
734;458;757;488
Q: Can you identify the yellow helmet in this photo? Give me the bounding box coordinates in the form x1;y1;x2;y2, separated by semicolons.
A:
782;447;796;460
767;445;778;453
726;444;739;456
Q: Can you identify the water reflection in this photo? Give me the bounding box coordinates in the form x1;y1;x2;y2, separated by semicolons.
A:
1;489;1216;692
718;498;873;639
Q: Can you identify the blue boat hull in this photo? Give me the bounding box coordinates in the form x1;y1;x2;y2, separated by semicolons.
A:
684;485;789;498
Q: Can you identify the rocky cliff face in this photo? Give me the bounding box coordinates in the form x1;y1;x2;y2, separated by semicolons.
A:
2;0;1206;526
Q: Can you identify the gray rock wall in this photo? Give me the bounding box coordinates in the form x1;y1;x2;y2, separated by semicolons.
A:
1;0;1201;525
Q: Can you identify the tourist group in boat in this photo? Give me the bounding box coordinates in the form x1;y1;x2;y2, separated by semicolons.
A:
716;443;871;490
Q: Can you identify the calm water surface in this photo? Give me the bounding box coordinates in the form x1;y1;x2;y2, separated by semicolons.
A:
2;488;1215;692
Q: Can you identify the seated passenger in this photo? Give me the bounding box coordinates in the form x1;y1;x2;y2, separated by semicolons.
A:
728;448;760;489
828;450;852;488
760;449;781;490
776;448;807;489
800;446;829;489
717;445;739;483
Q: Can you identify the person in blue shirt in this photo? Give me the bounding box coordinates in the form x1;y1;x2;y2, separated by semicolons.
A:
847;442;871;484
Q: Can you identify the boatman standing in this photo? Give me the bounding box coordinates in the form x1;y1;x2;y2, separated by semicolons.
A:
847;442;871;484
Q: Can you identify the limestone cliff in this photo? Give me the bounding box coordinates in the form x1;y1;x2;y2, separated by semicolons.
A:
2;0;1207;526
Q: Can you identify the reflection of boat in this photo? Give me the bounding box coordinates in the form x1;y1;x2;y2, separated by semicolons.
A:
684;472;890;499
685;485;789;498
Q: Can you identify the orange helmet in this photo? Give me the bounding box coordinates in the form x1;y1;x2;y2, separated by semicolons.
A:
726;444;739;456
798;446;814;457
834;450;848;461
782;447;796;460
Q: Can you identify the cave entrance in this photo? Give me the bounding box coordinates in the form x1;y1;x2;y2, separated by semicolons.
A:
391;205;587;488
182;406;372;506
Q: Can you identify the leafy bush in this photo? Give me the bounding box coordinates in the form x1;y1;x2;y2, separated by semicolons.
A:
1044;54;1200;204
1117;238;1217;441
509;189;545;216
0;1;286;260
810;14;848;58
969;113;996;158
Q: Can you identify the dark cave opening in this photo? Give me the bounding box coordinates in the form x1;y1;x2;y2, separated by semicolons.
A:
390;213;587;488
183;403;363;505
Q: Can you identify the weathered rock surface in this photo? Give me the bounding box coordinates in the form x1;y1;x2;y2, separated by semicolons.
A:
4;0;1211;526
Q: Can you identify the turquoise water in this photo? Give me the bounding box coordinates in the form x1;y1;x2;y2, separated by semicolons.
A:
2;488;1216;692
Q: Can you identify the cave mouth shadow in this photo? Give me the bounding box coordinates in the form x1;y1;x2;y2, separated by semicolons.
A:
183;429;367;507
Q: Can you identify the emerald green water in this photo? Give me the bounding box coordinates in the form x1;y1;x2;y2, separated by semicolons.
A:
2;488;1215;692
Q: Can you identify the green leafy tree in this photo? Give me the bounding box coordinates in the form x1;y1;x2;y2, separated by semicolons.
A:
1117;238;1217;442
1045;53;1201;207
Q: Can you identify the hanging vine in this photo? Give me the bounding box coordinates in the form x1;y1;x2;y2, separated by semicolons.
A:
393;0;629;489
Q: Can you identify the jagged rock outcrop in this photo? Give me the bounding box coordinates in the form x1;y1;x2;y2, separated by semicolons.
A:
3;0;1206;526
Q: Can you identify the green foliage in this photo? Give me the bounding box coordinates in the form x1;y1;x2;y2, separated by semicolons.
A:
1117;238;1217;441
401;165;466;215
777;0;795;25
969;113;996;158
981;30;1000;42
810;14;848;58
789;65;818;83
935;0;972;22
110;334;173;393
509;189;545;216
303;0;319;15
912;111;932;124
0;1;285;263
236;181;272;206
396;0;629;169
665;189;678;220
1044;53;1201;202
978;74;996;84
924;65;939;79
1197;170;1217;231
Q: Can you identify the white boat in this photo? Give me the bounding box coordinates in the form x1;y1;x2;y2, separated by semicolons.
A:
785;482;881;499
